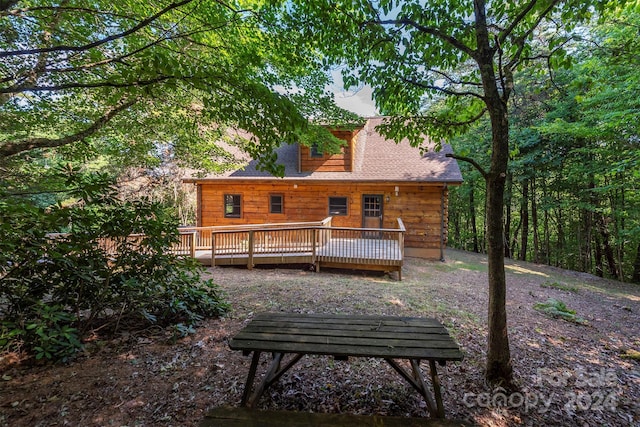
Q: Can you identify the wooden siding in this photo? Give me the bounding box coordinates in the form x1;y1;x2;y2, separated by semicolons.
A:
299;129;358;172
197;181;449;258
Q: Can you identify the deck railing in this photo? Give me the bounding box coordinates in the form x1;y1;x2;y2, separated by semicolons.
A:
179;217;332;251
45;217;405;277
183;217;405;270
316;218;405;266
46;232;197;258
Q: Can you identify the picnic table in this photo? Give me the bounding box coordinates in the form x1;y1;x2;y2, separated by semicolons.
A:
229;312;463;419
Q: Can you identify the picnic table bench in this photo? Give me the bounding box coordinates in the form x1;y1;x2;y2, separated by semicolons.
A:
228;312;463;419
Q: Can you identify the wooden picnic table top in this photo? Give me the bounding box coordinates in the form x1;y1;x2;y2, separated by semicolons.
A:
229;312;463;361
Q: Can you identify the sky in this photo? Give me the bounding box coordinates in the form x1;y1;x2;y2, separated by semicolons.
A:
330;69;378;117
333;85;378;117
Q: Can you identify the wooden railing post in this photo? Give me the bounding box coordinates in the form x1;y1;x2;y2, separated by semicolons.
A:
248;230;254;270
211;232;216;268
312;228;318;271
189;232;196;258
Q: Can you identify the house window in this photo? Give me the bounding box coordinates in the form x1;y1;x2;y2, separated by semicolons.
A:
310;143;323;158
328;196;348;216
270;194;283;214
224;194;241;218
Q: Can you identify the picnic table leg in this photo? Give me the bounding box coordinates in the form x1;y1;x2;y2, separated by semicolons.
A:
247;352;284;408
409;359;439;418
385;358;438;417
240;351;261;406
428;360;445;418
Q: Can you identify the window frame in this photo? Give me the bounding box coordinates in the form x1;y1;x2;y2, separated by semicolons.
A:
223;194;242;218
269;193;284;214
328;196;348;216
309;143;324;158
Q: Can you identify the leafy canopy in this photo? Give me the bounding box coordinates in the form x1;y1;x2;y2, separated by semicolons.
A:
0;0;357;175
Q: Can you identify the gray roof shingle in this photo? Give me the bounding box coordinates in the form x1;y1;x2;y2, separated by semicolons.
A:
188;117;463;183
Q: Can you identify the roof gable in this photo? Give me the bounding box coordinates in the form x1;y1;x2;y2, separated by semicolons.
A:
185;117;463;183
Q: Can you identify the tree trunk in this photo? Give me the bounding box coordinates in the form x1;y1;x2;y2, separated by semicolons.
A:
555;201;563;268
475;0;512;387
470;188;479;253
519;180;529;261
484;118;513;386
584;210;593;273
632;243;640;283
504;173;512;258
531;179;540;263
542;180;550;265
597;214;619;280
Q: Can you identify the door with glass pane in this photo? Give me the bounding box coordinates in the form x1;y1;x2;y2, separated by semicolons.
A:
362;195;383;238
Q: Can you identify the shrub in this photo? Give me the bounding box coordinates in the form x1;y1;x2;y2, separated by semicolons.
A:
0;175;228;362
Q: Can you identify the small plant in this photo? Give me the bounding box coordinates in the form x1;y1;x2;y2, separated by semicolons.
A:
1;304;82;362
534;298;587;325
540;281;579;293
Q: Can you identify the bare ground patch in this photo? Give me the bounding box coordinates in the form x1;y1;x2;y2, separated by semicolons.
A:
1;250;639;426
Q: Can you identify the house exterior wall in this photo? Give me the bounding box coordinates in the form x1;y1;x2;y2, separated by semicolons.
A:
299;129;358;172
196;180;450;259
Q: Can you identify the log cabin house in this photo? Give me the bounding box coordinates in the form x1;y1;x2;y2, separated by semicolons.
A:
183;117;463;261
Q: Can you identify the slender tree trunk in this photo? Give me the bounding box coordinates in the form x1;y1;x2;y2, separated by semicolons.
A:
519;180;529;261
510;218;521;259
594;229;604;277
452;196;461;246
470;188;479;253
632;243;640;283
597;214;619;279
475;0;512;387
531;179;540;263
543;180;550;265
484;114;513;386
504;173;512;258
555;207;563;268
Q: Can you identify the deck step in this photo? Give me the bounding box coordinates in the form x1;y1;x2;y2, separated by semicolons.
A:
200;406;473;427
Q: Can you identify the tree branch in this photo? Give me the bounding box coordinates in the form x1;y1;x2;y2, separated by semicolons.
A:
504;0;562;70
497;0;540;45
0;0;196;59
446;153;488;178
0;98;138;158
399;76;486;101
1;75;183;94
372;18;476;58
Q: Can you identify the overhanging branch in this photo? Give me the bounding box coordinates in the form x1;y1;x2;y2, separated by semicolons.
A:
0;98;138;158
0;0;196;59
446;153;488;179
374;17;475;58
400;76;486;101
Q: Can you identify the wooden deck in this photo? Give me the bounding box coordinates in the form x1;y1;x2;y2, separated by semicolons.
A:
66;217;406;279
180;217;406;279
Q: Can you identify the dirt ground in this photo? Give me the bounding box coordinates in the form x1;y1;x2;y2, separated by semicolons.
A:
1;249;639;426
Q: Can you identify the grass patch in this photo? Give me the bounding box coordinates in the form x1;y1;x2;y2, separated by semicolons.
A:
433;260;487;273
540;281;580;293
534;298;588;325
620;349;640;360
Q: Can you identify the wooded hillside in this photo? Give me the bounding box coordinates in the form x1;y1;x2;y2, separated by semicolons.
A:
447;11;640;283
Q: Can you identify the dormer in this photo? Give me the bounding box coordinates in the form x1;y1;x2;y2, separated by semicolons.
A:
298;127;362;172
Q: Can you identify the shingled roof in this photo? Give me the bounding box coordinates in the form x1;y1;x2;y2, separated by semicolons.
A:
186;117;463;183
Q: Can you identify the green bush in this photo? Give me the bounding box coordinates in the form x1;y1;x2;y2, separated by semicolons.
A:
533;298;587;325
0;174;229;362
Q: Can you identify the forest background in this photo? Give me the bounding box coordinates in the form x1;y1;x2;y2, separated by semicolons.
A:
1;0;639;372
